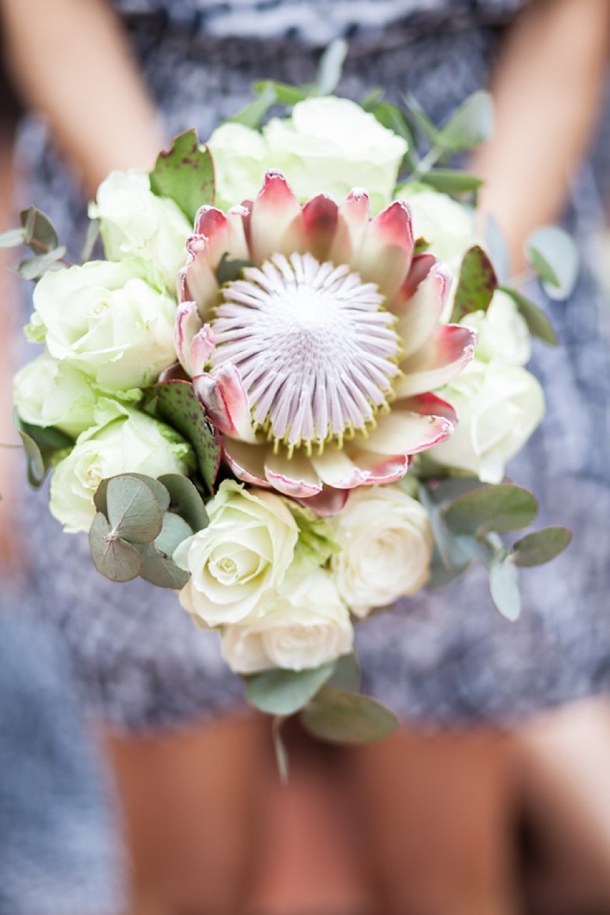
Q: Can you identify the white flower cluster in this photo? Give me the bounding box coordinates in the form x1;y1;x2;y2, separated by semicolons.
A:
174;480;433;674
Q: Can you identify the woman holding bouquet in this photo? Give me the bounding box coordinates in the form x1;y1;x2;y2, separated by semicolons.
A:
1;0;610;913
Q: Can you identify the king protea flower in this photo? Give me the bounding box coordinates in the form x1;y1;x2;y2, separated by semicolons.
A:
175;171;476;512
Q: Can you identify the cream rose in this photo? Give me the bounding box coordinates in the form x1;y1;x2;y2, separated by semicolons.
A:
207;122;269;210
395;186;477;269
174;481;298;627
49;410;193;533
13;351;100;438
430;360;544;483
32;260;177;392
462;289;531;366
331;486;433;617
90;170;191;293
221;568;353;673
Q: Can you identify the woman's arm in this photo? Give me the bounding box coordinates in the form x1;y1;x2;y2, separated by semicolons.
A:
474;0;610;269
0;0;164;196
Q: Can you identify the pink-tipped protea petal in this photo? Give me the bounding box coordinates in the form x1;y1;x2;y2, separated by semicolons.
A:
395;325;478;398
226;205;250;262
222;438;269;487
194;207;229;268
394;262;452;359
181;235;220;318
329;189;370;264
399;392;458;426
343;448;411;485
395;252;437;302
302;194;339;261
363;405;454;456
174;301;203;375
250;171;304;263
296;487;350;517
310;449;369;490
193;364;257;443
188;324;216;377
263;451;323;499
355;201;414;300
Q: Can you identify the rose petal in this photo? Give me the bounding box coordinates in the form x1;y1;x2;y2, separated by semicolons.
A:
393;261;452;359
356;201;414;300
395;325;478;398
329;188;370;264
264;450;323;499
363;406;454;456
193;364;257;443
250;171;304;263
302;194;339;261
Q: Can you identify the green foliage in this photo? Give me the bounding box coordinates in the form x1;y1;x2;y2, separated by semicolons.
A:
451;245;498;323
156;512;194;556
88;512;143;583
524;226;579;301
253;79;309;106
81;219;101;264
105;475;164;544
13;409;73;488
436;91;494;152
21;207;58;250
150;129;215;222
245;662;337;716
229;82;279;129
16;247;67;280
316;38;348;96
512;527;572;567
0;227;26;248
272;717;290;785
444;484;538;535
144;381;221;493
138;542;190;589
499;286;557;346
300;688;398;744
419;170;483;195
327;653;361;692
489;548;521;621
216;254;254;285
158;473;209;533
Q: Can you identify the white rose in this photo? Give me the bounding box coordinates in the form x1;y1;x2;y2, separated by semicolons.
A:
13;351;99;438
331;486;433;617
89;170;191;293
206;122;269;210
221;568;353;673
461;289;531;366
50;410;193;533
32;260;177;392
394;186;477;269
430;360;544;483
263;97;408;212
174;481;298;626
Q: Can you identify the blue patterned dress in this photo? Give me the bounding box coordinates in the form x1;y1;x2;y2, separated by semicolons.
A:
17;0;610;729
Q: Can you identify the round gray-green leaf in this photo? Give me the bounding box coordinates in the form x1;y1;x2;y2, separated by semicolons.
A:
106;475;164;544
138;542;190;589
512;527;572;567
158;473;209;532
444;484;538;535
524;226;579;301
89;512;143;582
245;662;336;716
300;688;399;745
155;512;193;557
489;550;521;622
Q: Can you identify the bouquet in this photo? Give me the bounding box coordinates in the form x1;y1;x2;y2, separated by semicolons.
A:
5;54;575;762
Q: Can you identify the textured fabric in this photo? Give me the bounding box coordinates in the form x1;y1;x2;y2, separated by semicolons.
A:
15;0;610;729
0;607;125;915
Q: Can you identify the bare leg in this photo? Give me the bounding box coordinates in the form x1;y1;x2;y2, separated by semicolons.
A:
342;728;520;915
105;714;268;915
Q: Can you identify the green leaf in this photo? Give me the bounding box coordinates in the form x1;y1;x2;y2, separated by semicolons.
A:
229;82;277;129
426;477;489;505
245;662;336;716
158;473;209;532
489;549;521;621
156;512;193;557
361;88;385;110
419;485;474;570
145;381;221;493
17;247;67;280
437;91;494;152
402;92;439;146
484;215;510;286
512;527;572;567
0;227;26;249
20;207;58;250
253;79;309;106
81;219;101;263
427;545;471;589
316;38;348;96
499;286;557;346
94;473;170;519
16;428;46;488
444;484;538;535
137;542;190;589
14;416;73;451
369;102;416;149
413;236;431;256
216;254;254;285
420;170;484;195
106;475;164;544
150;130;215;222
272;717;290;785
300;688;398;745
524;226;579;301
88;512;143;583
327;653;361;693
451;245;498;323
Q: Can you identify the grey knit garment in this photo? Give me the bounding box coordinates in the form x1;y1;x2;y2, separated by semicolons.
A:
14;0;610;729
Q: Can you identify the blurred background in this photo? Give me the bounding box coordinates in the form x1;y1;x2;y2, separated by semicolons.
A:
1;2;610;914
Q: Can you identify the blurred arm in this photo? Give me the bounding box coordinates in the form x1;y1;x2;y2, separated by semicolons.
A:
0;0;164;196
474;0;610;268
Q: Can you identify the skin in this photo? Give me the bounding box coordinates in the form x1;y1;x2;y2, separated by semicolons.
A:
1;0;610;912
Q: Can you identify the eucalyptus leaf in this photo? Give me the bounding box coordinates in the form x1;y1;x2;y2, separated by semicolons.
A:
437;91;494;152
245;662;336;716
426;546;471;589
427;478;489;505
327;653;361;693
489;549;521;621
156;512;194;557
499;286;557;346
0;227;26;249
444;484;538;535
16;429;46;488
419;485;474;569
485;215;510;286
253;79;308;106
81;219;101;263
17;247;67;281
512;527;572;567
361;88;385;110
150;130;215;222
15;416;73;451
20;207;58;250
316;38;348;96
158;473;209;532
524;226;579;300
229;83;277;129
300;688;398;745
420;170;484;195
402;93;439;146
451;245;498;323
369;102;416;149
94;473;170;519
137;542;190;589
89;512;143;583
106;475;164;544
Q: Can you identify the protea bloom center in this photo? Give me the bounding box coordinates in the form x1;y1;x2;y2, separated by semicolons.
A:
175;170;476;511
